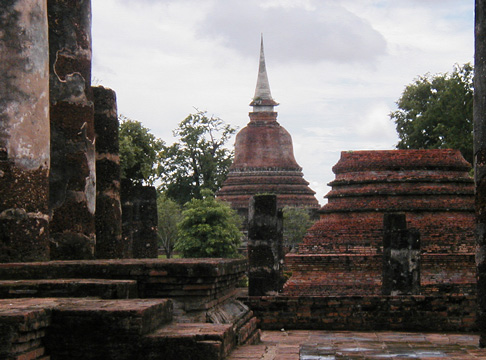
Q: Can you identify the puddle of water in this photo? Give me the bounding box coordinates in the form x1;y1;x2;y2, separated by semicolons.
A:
339;347;374;352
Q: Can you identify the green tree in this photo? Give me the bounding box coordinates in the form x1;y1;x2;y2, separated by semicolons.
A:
161;110;236;205
119;115;165;185
175;190;242;258
390;63;473;164
282;206;315;250
157;194;182;258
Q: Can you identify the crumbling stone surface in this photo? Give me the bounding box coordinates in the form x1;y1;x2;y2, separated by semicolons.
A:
0;259;256;359
217;113;320;213
475;0;486;347
121;182;158;259
382;213;420;296
93;86;124;259
142;323;235;360
0;0;51;263
0;298;55;360
48;0;96;260
0;279;138;299
248;195;284;296
285;149;475;296
0;258;248;311
242;294;477;332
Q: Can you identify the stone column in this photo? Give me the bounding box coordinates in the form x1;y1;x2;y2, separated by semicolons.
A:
475;0;486;347
382;213;420;296
0;0;50;262
93;86;124;259
48;0;96;259
121;181;158;259
248;194;283;296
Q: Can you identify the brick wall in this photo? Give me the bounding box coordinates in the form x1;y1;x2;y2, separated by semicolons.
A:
242;295;477;332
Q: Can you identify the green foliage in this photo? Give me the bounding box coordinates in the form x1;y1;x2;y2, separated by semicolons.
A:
161;110;236;205
157;194;182;259
282;206;314;249
175;190;242;258
119;115;165;185
390;63;473;164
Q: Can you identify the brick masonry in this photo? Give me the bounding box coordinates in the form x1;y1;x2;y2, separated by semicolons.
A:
242;295;477;332
0;0;51;263
284;149;476;297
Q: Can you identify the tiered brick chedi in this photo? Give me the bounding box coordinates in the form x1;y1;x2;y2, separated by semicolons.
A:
217;38;319;215
284;149;476;296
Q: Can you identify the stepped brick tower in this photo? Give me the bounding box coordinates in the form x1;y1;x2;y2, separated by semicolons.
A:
284;149;476;296
217;38;319;216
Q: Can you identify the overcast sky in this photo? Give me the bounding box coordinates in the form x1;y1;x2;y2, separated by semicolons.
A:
91;0;474;205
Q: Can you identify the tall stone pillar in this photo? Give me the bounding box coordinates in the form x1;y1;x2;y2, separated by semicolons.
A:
475;0;486;347
248;194;283;296
47;0;96;260
0;1;50;262
382;213;420;296
121;181;158;259
93;86;124;259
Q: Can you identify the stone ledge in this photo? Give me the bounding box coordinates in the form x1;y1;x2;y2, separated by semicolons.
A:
0;279;138;299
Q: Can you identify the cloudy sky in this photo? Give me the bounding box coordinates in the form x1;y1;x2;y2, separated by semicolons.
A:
91;0;474;205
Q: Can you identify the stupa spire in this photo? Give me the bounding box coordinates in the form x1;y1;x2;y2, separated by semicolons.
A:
250;35;279;111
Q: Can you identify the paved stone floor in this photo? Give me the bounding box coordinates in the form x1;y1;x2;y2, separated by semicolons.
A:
227;330;486;359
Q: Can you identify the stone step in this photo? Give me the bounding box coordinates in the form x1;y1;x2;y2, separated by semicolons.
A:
142;323;236;360
0;298;56;360
0;279;138;299
44;298;172;360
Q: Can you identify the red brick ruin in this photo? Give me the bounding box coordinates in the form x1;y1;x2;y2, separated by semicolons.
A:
475;0;486;346
2;0;486;357
0;2;259;359
217;38;319;217
285;149;476;296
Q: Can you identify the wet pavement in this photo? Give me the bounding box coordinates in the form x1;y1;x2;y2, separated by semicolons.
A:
227;330;486;359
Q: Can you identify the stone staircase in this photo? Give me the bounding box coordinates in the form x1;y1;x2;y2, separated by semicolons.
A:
0;259;260;360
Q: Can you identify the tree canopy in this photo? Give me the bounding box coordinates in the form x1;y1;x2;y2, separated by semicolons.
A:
175;190;242;258
157;194;182;258
161;110;236;205
282;206;315;250
390;63;473;164
119;116;164;185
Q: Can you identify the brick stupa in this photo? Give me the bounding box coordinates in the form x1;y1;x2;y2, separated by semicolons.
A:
284;149;476;296
217;38;319;216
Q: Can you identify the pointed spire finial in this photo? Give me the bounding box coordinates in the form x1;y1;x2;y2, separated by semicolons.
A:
250;34;279;110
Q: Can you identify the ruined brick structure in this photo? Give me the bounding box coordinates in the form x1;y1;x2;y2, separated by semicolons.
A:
248;195;284;296
0;0;51;262
121;181;158;259
48;0;96;260
284;149;476;296
475;0;486;346
217;38;319;217
93;86;124;259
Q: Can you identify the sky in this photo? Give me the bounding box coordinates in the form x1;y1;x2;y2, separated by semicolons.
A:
91;0;474;205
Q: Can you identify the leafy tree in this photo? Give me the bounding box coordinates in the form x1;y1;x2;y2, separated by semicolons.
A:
161;110;236;205
157;194;182;258
175;190;242;258
119;115;164;185
282;206;315;250
390;63;473;164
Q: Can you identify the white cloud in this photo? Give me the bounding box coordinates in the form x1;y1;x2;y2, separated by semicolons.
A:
198;0;387;64
91;0;474;202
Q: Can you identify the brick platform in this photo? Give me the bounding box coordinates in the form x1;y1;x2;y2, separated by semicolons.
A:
0;259;259;359
285;149;476;297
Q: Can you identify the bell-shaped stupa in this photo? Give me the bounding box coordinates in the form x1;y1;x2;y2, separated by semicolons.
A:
217;37;319;216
